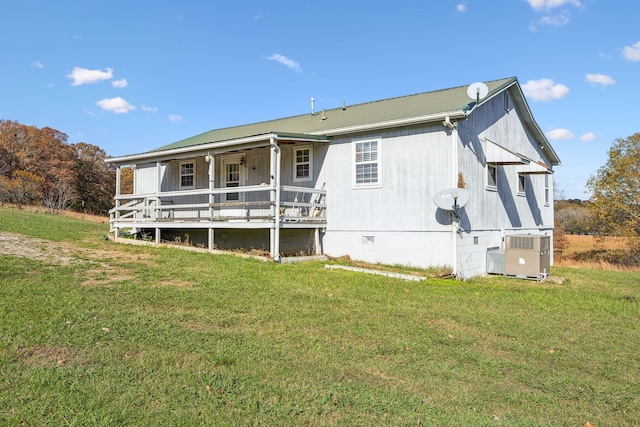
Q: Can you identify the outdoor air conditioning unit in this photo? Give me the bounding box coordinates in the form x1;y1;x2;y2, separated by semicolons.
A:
504;235;550;279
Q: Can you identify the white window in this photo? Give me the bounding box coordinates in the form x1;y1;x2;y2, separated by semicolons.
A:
180;161;195;189
544;174;550;205
293;145;313;182
353;138;381;187
487;164;497;189
221;155;244;202
518;174;526;195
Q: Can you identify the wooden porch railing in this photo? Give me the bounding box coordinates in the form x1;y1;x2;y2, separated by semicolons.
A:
109;185;326;228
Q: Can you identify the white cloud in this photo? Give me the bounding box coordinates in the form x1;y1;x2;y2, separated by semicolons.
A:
546;128;574;140
112;79;128;88
535;11;570;28
82;107;98;117
141;105;158;113
169;114;182;123
622;40;640;62
96;97;135;114
522;78;569;101
585;73;615;86
527;0;581;30
67;67;113;86
580;132;596;142
526;0;581;11
32;61;44;69
266;54;301;73
456;3;467;12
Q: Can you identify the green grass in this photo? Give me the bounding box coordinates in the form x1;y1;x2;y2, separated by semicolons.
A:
1;206;639;426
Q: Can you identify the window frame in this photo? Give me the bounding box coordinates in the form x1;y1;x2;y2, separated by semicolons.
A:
486;164;498;191
179;161;196;190
293;144;313;183
517;173;526;196
544;174;550;206
352;137;382;189
220;154;245;202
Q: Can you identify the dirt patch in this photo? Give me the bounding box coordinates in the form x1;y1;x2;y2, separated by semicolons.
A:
0;231;195;287
0;232;82;265
17;344;91;367
0;231;138;285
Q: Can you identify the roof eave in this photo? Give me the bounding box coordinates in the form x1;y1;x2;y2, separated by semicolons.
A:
311;110;468;137
508;81;561;166
106;132;329;164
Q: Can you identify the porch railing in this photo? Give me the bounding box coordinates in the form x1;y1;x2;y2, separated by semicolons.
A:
109;185;326;228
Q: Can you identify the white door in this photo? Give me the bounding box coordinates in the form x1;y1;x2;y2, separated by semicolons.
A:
221;155;245;216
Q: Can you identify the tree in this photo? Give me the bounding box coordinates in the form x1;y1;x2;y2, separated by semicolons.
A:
119;167;134;195
0;119;118;215
586;132;640;262
553;218;569;259
71;142;116;214
33;127;78;210
555;199;592;235
0;120;37;177
0;170;44;209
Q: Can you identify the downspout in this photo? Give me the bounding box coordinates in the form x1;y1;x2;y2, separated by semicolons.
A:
269;138;281;261
448;116;460;278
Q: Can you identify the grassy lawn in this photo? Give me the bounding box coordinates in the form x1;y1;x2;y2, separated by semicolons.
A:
1;206;639;426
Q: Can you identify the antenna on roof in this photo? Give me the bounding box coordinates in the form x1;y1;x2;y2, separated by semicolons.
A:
467;82;489;105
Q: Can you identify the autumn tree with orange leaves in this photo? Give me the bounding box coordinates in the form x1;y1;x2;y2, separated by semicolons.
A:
0;119;116;214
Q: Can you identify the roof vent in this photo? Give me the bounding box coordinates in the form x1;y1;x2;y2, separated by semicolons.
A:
342;100;347;110
310;97;315;116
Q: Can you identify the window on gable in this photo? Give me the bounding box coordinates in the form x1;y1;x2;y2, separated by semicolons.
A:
180;161;195;189
293;145;313;182
544;174;550;205
518;173;526;195
487;164;497;189
354;138;381;187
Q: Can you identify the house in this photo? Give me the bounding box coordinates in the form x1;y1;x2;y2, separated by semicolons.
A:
107;77;560;278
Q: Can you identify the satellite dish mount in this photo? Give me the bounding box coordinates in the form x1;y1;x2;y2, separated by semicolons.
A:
433;188;470;221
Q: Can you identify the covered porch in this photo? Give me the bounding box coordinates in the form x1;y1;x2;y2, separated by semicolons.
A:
107;133;329;260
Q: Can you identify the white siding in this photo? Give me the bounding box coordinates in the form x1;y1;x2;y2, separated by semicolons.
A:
134;163;162;194
454;90;556;276
322;125;454;233
323;231;453;269
320;125;458;269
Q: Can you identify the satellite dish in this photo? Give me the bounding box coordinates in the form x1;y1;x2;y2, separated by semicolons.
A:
433;188;470;212
467;82;489;103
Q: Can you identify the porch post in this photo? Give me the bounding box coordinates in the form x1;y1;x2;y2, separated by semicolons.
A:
207;153;215;250
269;137;281;261
314;228;321;255
114;166;121;238
155;161;162;220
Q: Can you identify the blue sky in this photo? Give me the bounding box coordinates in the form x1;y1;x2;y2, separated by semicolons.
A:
1;0;639;200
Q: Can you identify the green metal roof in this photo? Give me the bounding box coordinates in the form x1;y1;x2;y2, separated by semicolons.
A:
153;77;518;152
